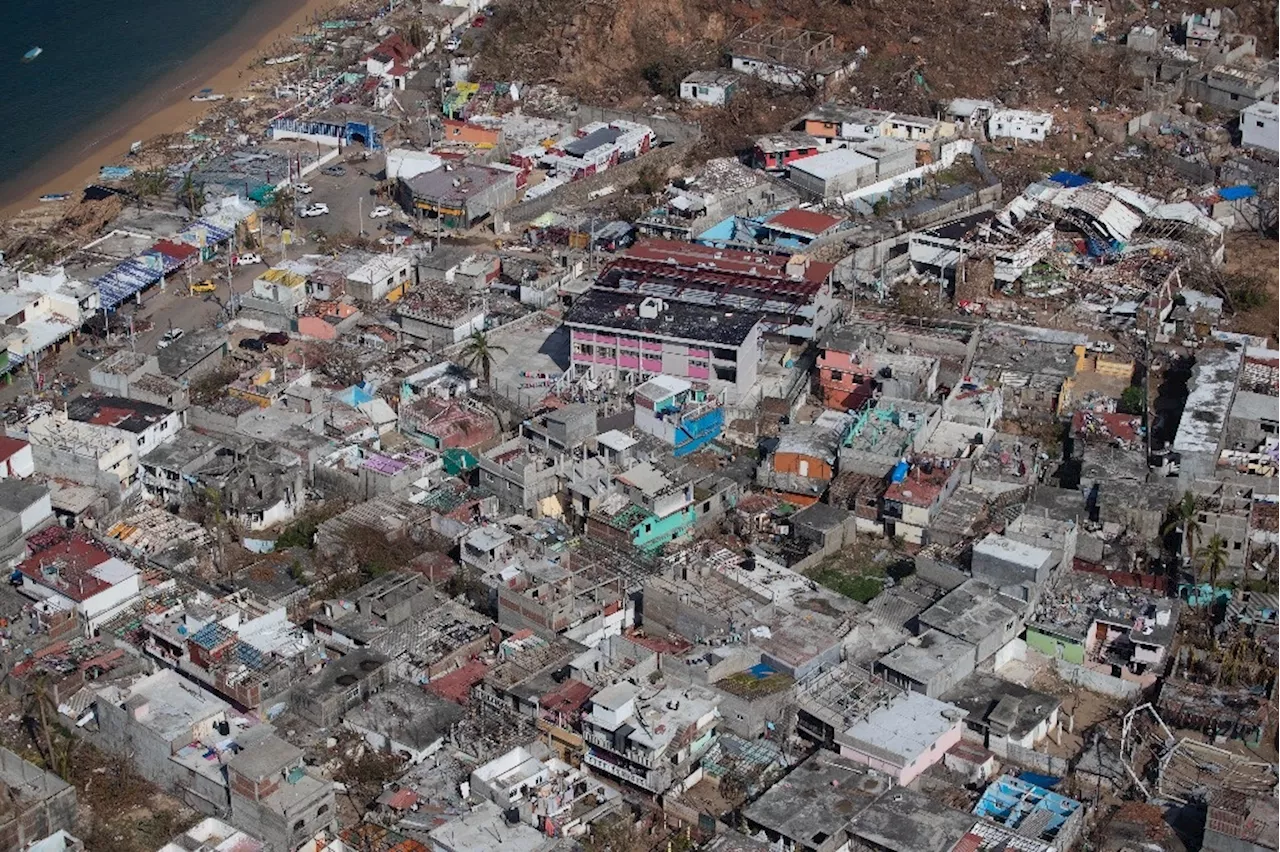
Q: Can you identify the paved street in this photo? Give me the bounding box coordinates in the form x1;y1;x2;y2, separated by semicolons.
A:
1;149;423;410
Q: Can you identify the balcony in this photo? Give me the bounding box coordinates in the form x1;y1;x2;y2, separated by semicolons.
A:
583;750;664;792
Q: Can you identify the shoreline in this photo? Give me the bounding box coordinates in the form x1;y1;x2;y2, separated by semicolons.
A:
0;0;342;218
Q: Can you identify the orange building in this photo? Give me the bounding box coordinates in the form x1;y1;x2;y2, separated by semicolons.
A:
755;411;853;506
441;119;500;148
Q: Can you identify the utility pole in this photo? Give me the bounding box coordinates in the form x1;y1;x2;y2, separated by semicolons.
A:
359;197;364;236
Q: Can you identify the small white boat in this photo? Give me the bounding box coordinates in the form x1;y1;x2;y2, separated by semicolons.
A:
190;89;225;102
22;47;42;62
38;193;70;202
265;53;303;66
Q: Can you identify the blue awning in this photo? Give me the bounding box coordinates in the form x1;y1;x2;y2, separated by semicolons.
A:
94;259;163;311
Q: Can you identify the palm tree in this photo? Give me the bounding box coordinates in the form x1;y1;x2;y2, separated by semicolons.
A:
1199;534;1229;591
406;21;427;50
178;171;205;214
1199;534;1230;648
1161;492;1201;567
460;330;507;387
127;169;168;209
265;188;296;229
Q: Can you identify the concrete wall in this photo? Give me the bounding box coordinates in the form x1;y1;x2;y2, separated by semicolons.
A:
914;554;967;591
1053;658;1141;699
1003;741;1070;777
28;444;128;508
715;688;794;739
0;749;78;850
92;699;230;816
642;583;732;644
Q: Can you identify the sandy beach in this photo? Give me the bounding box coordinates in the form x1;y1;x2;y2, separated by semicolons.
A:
0;0;342;218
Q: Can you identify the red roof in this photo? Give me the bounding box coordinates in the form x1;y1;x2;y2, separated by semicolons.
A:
151;240;198;262
380;788;419;810
17;536;115;602
1071;410;1141;445
367;33;417;65
426;660;487;705
622;238;834;285
765;208;843;237
0;435;29;462
622;628;693;655
540;678;595;716
884;464;951;507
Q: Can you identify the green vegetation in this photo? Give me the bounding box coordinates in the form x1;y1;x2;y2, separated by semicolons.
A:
1119;385;1145;416
276;516;320;550
810;570;883;603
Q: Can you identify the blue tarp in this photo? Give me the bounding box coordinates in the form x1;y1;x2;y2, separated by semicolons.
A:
1049;171;1092;188
891;460;909;483
1018;771;1061;789
1219;185;1256;201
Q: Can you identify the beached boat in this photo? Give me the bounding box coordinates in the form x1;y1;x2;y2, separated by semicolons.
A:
265;53;303;66
21;47;42;62
190;89;225;102
38;193;70;202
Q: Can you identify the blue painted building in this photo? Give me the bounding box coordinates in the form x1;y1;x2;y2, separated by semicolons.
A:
973;774;1084;850
633;375;724;457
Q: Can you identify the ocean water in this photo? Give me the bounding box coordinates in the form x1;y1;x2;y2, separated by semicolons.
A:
0;0;269;190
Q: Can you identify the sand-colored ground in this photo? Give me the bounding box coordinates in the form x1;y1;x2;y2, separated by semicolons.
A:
0;0;342;217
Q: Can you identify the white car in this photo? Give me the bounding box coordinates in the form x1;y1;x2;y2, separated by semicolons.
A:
299;203;329;217
445;37;461;51
1087;340;1116;354
233;253;263;266
157;328;185;349
294;183;313;194
369;205;394;219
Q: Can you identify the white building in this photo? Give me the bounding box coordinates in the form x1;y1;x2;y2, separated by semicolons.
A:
1241;99;1279;153
988;110;1054;142
251;267;310;314
580;682;719;793
0;478;51;537
345;254;413;302
15;538;141;633
0;436;35;480
66;395;183;457
679;71;739;107
14;267;100;325
386;148;443;180
23;412;139;494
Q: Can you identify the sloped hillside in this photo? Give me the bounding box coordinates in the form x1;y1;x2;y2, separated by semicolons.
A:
476;0;1277;112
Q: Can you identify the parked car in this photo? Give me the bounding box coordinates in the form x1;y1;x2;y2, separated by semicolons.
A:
238;337;268;352
369;205;394;219
444;36;462;51
189;279;217;294
388;221;414;236
77;346;105;362
299;203;329;217
260;331;290;346
322;165;346;177
157;328;185;349
294;183;314;194
378;235;412;247
471;15;485;26
233;253;263;266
